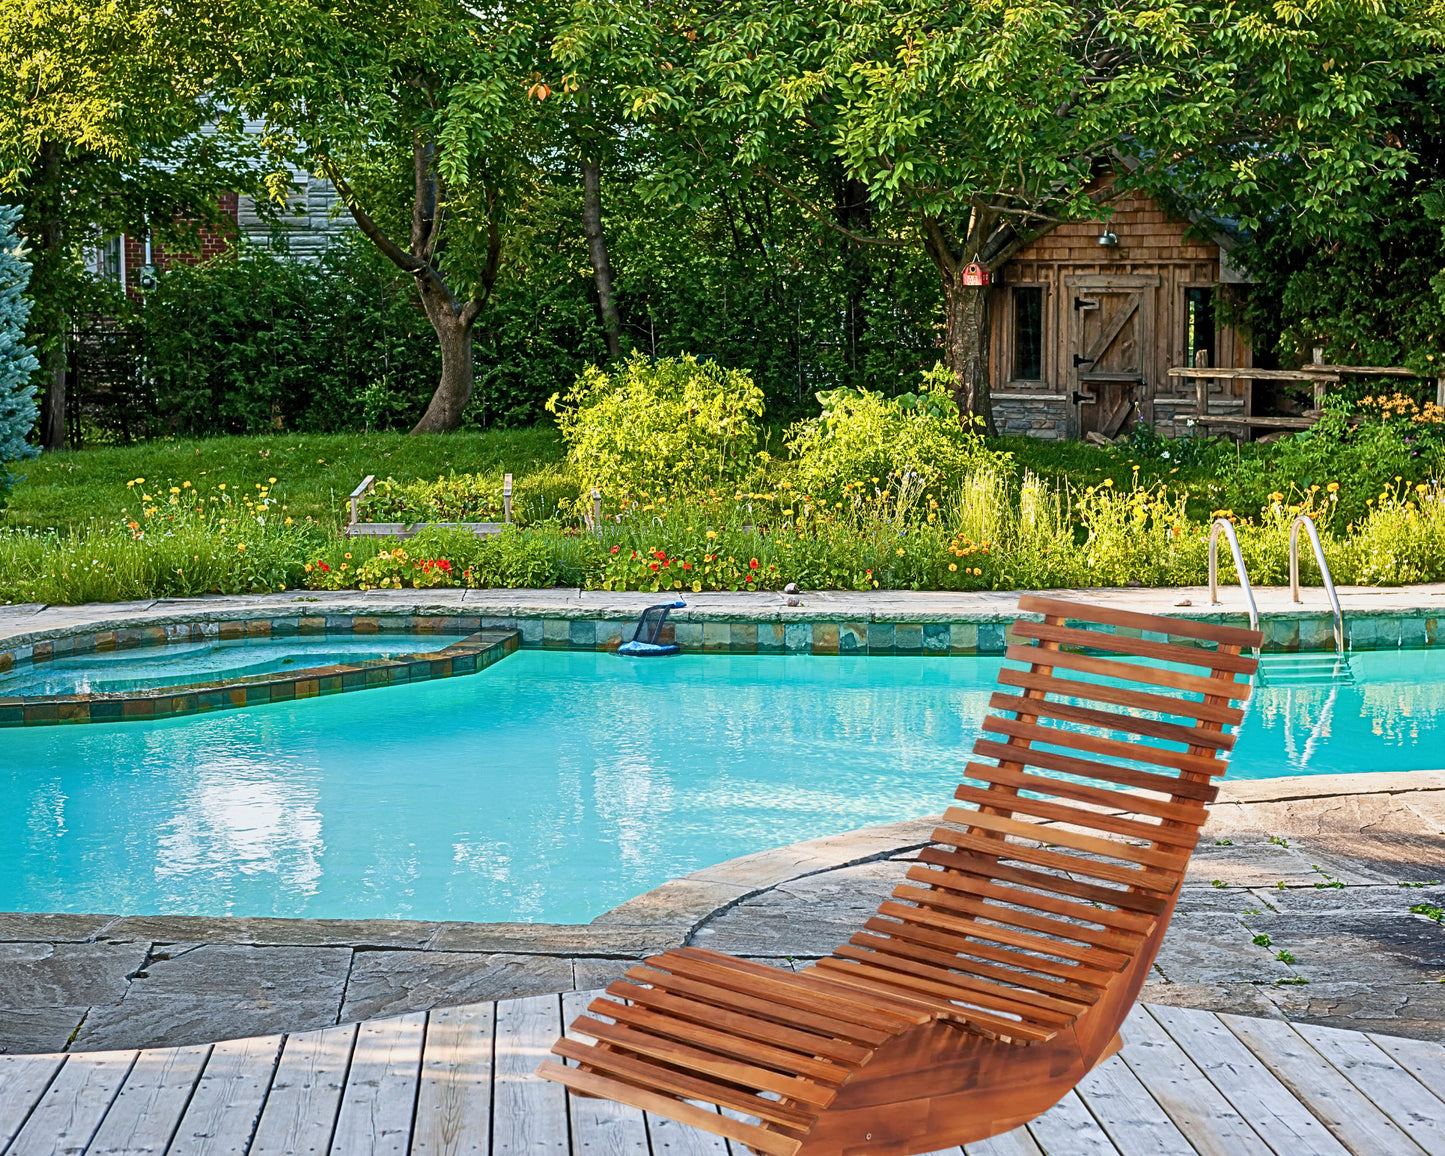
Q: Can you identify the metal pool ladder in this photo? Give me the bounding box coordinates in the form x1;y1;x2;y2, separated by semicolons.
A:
1289;513;1345;656
1208;518;1260;650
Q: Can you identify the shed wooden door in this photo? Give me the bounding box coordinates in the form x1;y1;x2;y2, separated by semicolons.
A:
1067;275;1158;439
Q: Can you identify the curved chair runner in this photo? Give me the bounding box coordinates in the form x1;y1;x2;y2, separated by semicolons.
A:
537;596;1261;1156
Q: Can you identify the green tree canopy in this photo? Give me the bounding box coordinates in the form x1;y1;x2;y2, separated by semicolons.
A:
0;0;257;448
560;0;1444;430
233;0;563;432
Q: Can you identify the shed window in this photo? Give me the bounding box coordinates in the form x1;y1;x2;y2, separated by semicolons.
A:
1186;288;1216;368
1012;287;1044;380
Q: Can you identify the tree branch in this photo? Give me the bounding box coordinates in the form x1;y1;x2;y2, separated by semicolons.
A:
751;165;911;247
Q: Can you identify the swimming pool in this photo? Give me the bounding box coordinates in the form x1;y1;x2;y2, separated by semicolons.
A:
0;648;1438;924
0;633;473;696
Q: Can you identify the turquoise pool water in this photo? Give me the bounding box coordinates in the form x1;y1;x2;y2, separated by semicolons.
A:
0;648;1439;923
0;633;472;696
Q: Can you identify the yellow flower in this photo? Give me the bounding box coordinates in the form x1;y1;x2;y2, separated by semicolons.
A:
182;481;191;488
237;543;246;552
268;477;277;484
896;547;905;557
1104;478;1115;487
948;563;958;572
1327;482;1339;493
706;530;717;539
218;483;226;491
169;486;180;494
1269;491;1284;503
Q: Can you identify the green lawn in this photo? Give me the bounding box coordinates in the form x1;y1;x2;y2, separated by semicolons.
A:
1;428;566;532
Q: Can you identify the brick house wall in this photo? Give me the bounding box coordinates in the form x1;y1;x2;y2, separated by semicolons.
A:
117;193;241;294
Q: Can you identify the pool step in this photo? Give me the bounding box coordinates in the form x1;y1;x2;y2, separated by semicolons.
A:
1257;653;1354;688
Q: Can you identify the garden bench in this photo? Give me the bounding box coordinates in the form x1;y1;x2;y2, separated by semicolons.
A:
536;595;1261;1156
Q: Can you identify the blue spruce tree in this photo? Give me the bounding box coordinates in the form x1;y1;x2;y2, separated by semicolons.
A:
0;203;40;503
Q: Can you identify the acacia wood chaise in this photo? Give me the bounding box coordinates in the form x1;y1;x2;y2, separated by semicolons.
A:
537;595;1261;1156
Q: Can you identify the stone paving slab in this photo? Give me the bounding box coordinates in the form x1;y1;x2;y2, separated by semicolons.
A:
1;772;1441;1054
7;582;1445;654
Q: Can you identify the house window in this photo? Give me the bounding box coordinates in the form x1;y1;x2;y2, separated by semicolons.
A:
1012;287;1044;380
1185;288;1216;368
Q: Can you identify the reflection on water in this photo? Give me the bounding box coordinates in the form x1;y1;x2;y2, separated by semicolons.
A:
2;646;1441;923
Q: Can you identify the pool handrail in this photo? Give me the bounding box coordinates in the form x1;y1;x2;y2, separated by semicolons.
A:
1289;513;1344;656
1208;517;1260;644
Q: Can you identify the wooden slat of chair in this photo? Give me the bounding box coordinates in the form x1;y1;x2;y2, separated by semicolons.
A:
542;597;1263;1156
568;1015;838;1107
940;809;1192;873
949;784;1199;850
1016;594;1263;648
537;1062;805;1156
1002;644;1253;699
890;886;1134;970
551;1038;817;1129
1010;620;1258;673
896;865;1158;935
872;903;1119;988
970;739;1219;803
960;762;1209;827
923;829;1181;894
978;715;1230;777
648;953;927;1030
998;667;1247;726
618;966;896;1047
851;924;1104;1004
803;962;1057;1043
901;871;1146;953
589;998;857;1085
604;982;874;1065
910;848;1171;917
677;949;948;1022
986;691;1237;750
830;942;1086;1022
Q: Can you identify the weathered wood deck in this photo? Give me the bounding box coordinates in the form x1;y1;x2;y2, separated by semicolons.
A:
0;995;1440;1156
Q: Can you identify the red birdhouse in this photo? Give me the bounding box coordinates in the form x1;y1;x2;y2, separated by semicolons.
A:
962;262;991;286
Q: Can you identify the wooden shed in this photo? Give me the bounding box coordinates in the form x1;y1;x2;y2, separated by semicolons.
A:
988;187;1252;441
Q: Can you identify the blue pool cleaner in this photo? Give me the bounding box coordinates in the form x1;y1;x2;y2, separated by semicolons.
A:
618;600;685;657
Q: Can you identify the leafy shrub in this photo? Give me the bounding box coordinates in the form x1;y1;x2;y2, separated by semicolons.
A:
547;353;765;500
354;467;581;527
786;367;997;499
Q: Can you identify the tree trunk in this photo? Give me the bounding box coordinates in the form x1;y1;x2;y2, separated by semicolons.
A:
581;156;621;358
410;296;475;434
942;272;996;436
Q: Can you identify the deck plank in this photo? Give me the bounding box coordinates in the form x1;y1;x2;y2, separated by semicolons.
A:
411;1002;494;1156
1117;1006;1271;1156
248;1022;357;1156
964;1135;1043;1156
1292;1022;1445;1156
644;1107;730;1156
5;1050;137;1156
1147;1006;1350;1156
562;991;648;1156
1221;1014;1427;1156
1076;1053;1197;1155
329;1012;426;1156
166;1034;284;1156
0;1054;66;1151
1023;1089;1122;1155
86;1044;211;1156
492;994;568;1156
1366;1032;1445;1095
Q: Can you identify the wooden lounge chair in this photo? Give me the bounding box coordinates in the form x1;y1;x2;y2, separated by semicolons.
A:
537;595;1261;1156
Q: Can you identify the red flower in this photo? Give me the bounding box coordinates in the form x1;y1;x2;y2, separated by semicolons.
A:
630;551;638;560
681;562;692;570
610;545;620;554
749;558;759;569
318;562;330;572
662;560;670;568
649;562;659;571
745;574;754;583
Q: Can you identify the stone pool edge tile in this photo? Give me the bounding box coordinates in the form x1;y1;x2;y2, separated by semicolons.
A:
0;629;519;729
